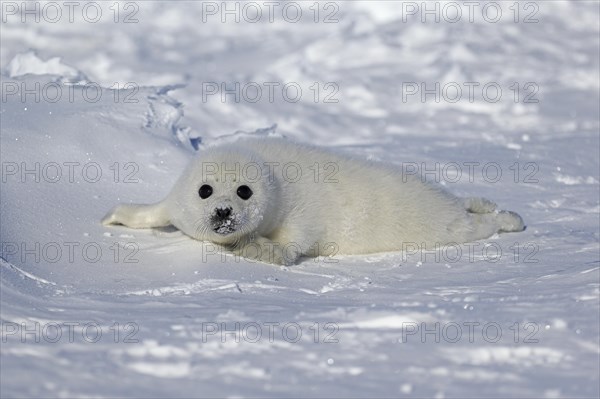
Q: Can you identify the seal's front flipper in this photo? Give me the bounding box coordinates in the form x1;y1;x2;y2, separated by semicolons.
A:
101;203;170;229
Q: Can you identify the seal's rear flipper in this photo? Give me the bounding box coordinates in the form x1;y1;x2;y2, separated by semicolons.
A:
463;197;497;214
496;210;526;232
101;203;171;229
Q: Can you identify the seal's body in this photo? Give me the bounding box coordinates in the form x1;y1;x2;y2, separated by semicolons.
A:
102;136;524;265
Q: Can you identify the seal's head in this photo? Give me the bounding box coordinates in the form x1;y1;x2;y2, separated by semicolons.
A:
166;147;277;246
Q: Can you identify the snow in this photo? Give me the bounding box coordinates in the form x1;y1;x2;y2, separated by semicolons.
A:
1;1;599;398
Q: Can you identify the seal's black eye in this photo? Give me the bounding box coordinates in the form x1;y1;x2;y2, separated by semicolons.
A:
199;184;213;199
237;185;253;200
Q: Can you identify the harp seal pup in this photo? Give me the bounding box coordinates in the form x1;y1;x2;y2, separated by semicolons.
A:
102;136;525;265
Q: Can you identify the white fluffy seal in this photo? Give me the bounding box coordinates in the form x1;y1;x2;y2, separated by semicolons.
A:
102;136;525;265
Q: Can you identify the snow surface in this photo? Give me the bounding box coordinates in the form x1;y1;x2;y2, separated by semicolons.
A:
1;1;599;398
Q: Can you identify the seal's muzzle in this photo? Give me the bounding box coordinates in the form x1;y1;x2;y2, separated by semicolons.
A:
211;206;236;235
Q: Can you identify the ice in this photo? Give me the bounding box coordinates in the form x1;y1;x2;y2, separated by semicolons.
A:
1;1;599;398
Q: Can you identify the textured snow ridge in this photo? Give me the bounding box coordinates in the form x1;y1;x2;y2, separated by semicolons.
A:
5;50;89;83
1;1;599;398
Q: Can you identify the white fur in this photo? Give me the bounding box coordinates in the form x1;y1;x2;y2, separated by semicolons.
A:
102;136;525;265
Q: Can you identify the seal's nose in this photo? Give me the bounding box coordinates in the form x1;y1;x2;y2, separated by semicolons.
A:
215;207;232;219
